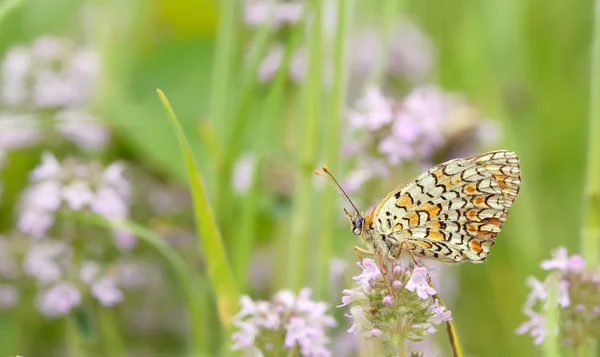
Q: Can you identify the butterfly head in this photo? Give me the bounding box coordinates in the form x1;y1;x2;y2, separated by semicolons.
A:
344;208;364;235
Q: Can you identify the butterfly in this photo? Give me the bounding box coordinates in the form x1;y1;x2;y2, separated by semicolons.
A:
317;150;521;268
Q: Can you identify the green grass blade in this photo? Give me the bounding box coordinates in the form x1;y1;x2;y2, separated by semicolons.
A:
286;0;324;290
0;0;26;26
582;0;600;267
69;212;207;356
157;89;238;329
316;0;353;299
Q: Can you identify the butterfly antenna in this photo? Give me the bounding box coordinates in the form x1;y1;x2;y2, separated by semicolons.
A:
315;166;361;216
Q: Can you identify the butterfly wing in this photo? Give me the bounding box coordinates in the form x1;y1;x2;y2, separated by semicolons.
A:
366;150;521;263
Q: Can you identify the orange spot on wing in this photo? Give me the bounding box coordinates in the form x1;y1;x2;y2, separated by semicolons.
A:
480;217;502;227
464;185;477;194
421;202;441;218
405;211;419;226
444;176;462;189
415;241;432;249
433;171;445;180
474;196;486;206
470;240;483;254
467;224;478;234
396;193;413;209
427;230;445;241
427;221;441;229
467;209;478;219
494;174;509;190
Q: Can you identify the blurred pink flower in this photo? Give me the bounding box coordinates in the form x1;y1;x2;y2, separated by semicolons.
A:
56;110;109;151
91;275;123;306
348;87;393;131
232;288;336;356
36;282;82;317
17;153;133;245
23;241;71;283
232;153;256;194
0;36;108;152
0;284;19;309
350;18;434;84
244;1;304;29
0;114;40;149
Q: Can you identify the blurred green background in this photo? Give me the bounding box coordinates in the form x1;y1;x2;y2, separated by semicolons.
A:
0;0;595;356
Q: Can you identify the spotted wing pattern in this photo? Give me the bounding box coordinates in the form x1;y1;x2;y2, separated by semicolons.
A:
365;150;521;263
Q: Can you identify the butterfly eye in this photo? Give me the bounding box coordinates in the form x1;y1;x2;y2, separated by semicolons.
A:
351;215;364;235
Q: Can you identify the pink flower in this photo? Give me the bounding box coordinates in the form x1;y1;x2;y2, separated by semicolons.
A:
91;275;123;306
352;258;382;291
405;267;436;299
541;247;570;271
36;282;82;317
348;87;393;131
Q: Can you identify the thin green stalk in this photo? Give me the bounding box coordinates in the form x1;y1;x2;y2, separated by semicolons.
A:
579;2;600;355
286;0;323;290
582;0;600;267
316;0;352;299
158;90;239;330
431;291;463;357
216;0;276;234
97;308;125;356
367;0;402;86
542;274;561;357
0;0;26;26
65;315;85;357
234;25;304;289
232;159;261;289
71;213;208;356
211;0;239;224
396;336;407;357
210;0;237;147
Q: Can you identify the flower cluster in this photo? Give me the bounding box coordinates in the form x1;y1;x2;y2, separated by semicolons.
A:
0;36;108;156
340;258;451;356
343;86;499;193
516;247;600;348
350;18;435;85
231;288;337;357
17;152;134;248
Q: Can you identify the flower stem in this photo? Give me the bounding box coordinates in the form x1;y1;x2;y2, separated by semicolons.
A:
582;0;600;267
97;307;125;356
65;315;85;357
396;336;407;357
542;274;560;357
432;291;463;357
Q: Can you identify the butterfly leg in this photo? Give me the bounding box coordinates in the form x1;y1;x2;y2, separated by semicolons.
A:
353;245;373;263
373;249;394;296
393;241;422;267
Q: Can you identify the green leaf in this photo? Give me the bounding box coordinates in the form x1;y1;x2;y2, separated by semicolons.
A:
157;89;238;329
